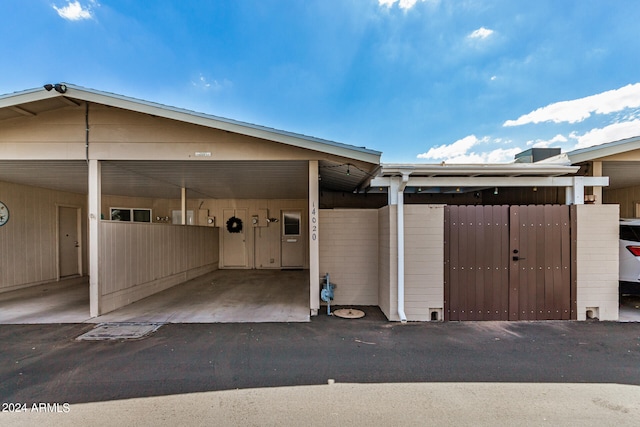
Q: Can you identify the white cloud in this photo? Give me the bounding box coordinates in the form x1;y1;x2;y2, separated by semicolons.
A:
417;135;482;160
191;74;233;92
53;1;95;21
504;83;640;126
378;0;428;10
573;119;640;149
468;27;494;40
527;134;568;148
417;135;522;163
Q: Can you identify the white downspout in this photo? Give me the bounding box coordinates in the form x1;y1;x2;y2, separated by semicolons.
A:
397;173;409;323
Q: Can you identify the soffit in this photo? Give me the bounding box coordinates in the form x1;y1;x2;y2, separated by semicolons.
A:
602;161;640;190
0;159;367;199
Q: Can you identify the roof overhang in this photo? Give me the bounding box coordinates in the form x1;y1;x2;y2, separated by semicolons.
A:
369;162;609;193
565;135;640;164
0;84;381;165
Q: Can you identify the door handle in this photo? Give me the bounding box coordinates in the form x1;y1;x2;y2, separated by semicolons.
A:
512;256;526;261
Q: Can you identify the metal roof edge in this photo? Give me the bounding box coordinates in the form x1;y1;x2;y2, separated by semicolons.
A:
565;135;640;164
0;87;61;107
379;162;579;176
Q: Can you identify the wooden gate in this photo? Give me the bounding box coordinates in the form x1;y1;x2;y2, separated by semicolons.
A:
444;205;575;321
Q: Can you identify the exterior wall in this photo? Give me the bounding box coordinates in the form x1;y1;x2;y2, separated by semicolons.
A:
201;198;308;269
99;222;219;314
0;105;370;169
319;209;378;306
404;205;445;321
101;195;308;269
378;205;398;321
574;204;619;321
0;180;87;292
604;186;640;218
0;108;86;160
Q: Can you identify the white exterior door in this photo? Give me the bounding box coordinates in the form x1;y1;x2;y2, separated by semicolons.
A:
58;206;80;277
281;210;304;268
222;208;248;268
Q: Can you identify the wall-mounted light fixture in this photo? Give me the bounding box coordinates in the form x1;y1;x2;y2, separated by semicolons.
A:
494;187;499;195
43;83;67;94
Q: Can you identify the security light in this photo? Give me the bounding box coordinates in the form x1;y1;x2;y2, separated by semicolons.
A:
43;83;67;93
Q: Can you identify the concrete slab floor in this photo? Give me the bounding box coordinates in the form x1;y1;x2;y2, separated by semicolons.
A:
0;270;310;324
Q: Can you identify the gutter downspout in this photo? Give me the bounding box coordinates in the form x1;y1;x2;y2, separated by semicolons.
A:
397;173;409;323
85;102;90;163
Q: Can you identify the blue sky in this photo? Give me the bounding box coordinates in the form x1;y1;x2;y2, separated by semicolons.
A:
3;0;640;163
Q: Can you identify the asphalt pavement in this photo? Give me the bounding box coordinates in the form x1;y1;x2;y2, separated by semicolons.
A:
1;306;639;425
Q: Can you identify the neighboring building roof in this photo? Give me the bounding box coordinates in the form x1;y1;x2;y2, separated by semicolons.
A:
0;83;381;164
564;135;640;164
379;162;578;177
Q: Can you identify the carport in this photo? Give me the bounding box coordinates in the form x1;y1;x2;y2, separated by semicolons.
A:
0;270;309;324
0;84;380;322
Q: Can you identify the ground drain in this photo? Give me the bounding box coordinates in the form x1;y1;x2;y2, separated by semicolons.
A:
333;308;365;319
76;322;164;341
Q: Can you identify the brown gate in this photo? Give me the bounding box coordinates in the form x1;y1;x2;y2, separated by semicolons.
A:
444;205;575;321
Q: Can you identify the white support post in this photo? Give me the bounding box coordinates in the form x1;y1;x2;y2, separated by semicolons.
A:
397;174;408;322
309;160;320;316
566;176;585;205
181;187;187;225
88;159;101;317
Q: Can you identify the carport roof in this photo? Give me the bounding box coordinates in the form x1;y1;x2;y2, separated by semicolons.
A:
0;84;382;198
0;83;381;164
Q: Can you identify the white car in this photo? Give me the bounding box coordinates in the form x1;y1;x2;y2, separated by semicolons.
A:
620;219;640;294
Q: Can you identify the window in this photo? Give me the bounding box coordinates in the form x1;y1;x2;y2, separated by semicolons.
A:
283;212;301;236
110;208;152;223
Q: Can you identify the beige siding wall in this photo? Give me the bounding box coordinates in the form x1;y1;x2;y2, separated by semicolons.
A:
201;199;308;269
0;181;87;292
101;196;307;269
319;209;378;306
575;204;619;321
604;186;640;218
378;205;398;321
99;222;218;314
404;205;445;321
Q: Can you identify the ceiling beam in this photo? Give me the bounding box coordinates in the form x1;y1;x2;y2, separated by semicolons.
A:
9;106;35;116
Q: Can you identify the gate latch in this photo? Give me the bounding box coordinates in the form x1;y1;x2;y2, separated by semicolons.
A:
512;249;526;261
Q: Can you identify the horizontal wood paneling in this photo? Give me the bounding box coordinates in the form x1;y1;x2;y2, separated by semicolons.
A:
319;209;379;306
404;205;445;321
575;204;619;320
99;222;218;295
0;181;87;292
377;206;394;320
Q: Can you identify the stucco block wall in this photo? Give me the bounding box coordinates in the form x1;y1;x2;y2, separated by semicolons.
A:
404;205;445;321
0;180;87;292
99;222;219;314
575;204;619;321
319;209;379;305
378;205;398;321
